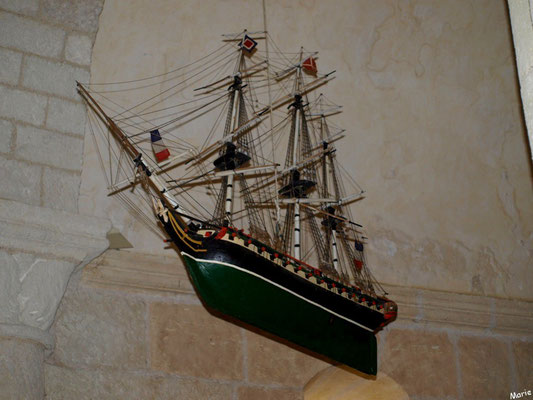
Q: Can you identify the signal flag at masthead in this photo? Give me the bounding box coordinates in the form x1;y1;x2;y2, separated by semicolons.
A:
240;34;258;52
302;56;317;74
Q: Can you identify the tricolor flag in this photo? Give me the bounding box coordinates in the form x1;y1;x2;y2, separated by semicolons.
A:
240;34;258;53
150;129;170;163
302;57;317;74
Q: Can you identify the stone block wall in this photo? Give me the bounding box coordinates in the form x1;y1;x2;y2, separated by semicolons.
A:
0;0;102;213
0;2;111;399
44;251;325;399
43;250;533;399
380;328;532;399
378;285;533;399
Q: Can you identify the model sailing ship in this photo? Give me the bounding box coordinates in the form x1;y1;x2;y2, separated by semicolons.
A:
78;30;397;375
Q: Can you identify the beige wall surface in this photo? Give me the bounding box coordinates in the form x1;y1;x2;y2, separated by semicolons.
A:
80;0;533;300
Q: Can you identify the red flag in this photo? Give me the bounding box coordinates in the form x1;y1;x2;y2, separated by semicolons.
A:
302;57;317;74
354;259;363;271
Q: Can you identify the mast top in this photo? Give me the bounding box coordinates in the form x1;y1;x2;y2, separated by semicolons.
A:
221;29;266;39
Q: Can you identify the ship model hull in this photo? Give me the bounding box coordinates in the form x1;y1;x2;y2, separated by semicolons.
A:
183;254;377;374
161;213;395;375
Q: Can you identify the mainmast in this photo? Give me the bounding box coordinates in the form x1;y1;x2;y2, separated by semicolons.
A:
213;48;249;226
278;51;328;265
292;62;303;259
225;74;244;220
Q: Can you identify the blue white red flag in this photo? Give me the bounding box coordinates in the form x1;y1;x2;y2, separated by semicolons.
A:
150;129;170;163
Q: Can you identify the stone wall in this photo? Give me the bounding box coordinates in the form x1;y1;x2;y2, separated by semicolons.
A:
380;316;532;399
0;0;103;212
43;250;532;399
0;1;109;399
45;251;321;399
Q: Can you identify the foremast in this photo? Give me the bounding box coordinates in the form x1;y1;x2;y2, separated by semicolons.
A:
211;34;270;243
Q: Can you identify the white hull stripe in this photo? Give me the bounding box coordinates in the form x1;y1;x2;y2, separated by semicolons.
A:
182;252;374;333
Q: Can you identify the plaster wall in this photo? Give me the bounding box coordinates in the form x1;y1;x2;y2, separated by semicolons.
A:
80;0;533;301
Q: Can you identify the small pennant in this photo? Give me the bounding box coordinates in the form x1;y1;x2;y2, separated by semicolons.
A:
240;34;258;52
302;57;317;74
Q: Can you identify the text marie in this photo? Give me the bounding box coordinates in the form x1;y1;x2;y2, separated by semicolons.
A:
511;390;532;399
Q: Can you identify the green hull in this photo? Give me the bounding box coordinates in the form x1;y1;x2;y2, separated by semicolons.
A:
182;253;377;375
